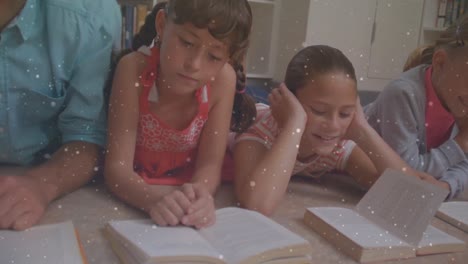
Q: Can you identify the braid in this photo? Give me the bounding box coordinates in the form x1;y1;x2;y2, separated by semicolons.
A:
105;3;167;113
132;2;167;50
231;62;256;133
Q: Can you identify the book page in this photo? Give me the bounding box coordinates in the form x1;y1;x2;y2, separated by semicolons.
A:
417;225;465;250
106;219;222;262
436;201;468;232
0;221;83;264
356;169;449;245
307;207;409;248
199;207;310;264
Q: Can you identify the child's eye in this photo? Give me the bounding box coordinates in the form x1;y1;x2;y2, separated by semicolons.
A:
310;107;326;115
339;112;352;118
179;37;194;48
208;54;222;62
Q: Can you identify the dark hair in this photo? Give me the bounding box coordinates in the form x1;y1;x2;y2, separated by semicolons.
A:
404;14;468;71
133;0;256;132
284;45;357;94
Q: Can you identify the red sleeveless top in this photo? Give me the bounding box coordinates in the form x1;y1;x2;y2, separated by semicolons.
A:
424;66;454;150
133;45;210;185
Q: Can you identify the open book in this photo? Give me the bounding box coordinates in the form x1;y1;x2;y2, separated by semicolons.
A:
436;201;468;233
303;169;466;263
105;207;312;264
0;221;87;264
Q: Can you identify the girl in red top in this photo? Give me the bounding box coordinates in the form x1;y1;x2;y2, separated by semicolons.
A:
105;0;255;229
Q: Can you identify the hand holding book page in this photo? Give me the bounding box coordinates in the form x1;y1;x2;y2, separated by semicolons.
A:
0;221;87;264
105;207;312;264
303;169;465;263
355;168;449;245
436;201;468;232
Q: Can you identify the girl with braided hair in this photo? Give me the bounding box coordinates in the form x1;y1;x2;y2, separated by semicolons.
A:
105;0;255;229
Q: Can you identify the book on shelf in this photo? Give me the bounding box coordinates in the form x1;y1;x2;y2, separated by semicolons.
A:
441;0;468;28
436;201;468;233
0;221;87;264
105;207;312;264
437;0;448;28
119;1;151;49
303;169;465;263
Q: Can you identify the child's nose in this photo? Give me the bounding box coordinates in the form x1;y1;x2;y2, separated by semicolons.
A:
184;52;203;72
322;115;340;131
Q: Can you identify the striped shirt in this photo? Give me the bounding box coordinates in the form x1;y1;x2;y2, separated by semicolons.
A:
235;103;356;178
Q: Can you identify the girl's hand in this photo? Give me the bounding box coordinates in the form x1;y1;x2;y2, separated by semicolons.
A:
148;188;193;227
269;83;306;131
345;97;368;142
181;183;216;229
420;174;450;192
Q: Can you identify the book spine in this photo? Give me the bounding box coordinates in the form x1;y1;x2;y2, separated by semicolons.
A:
121;6;126;49
453;0;462;22
460;0;466;16
133;6;138;38
437;0;448;28
445;0;454;27
136;4;149;33
125;5;134;49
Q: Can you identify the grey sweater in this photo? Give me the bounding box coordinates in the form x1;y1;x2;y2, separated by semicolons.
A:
364;65;467;199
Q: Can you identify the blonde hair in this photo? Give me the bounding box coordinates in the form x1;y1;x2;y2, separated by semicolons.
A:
404;14;468;71
403;45;434;72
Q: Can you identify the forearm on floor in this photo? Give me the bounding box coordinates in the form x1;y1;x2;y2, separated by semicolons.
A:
355;126;419;177
24;141;102;204
105;167;177;213
239;129;302;214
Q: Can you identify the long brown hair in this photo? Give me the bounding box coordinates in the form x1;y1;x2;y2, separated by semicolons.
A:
404;14;468;71
284;45;357;94
133;0;256;132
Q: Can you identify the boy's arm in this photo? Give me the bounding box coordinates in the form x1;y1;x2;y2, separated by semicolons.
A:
0;141;101;230
346;98;448;190
367;81;465;176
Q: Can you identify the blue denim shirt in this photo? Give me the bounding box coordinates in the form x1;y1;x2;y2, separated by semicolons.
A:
0;0;121;165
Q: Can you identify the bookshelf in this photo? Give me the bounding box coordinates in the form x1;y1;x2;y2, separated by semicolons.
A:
420;0;468;45
117;0;154;49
